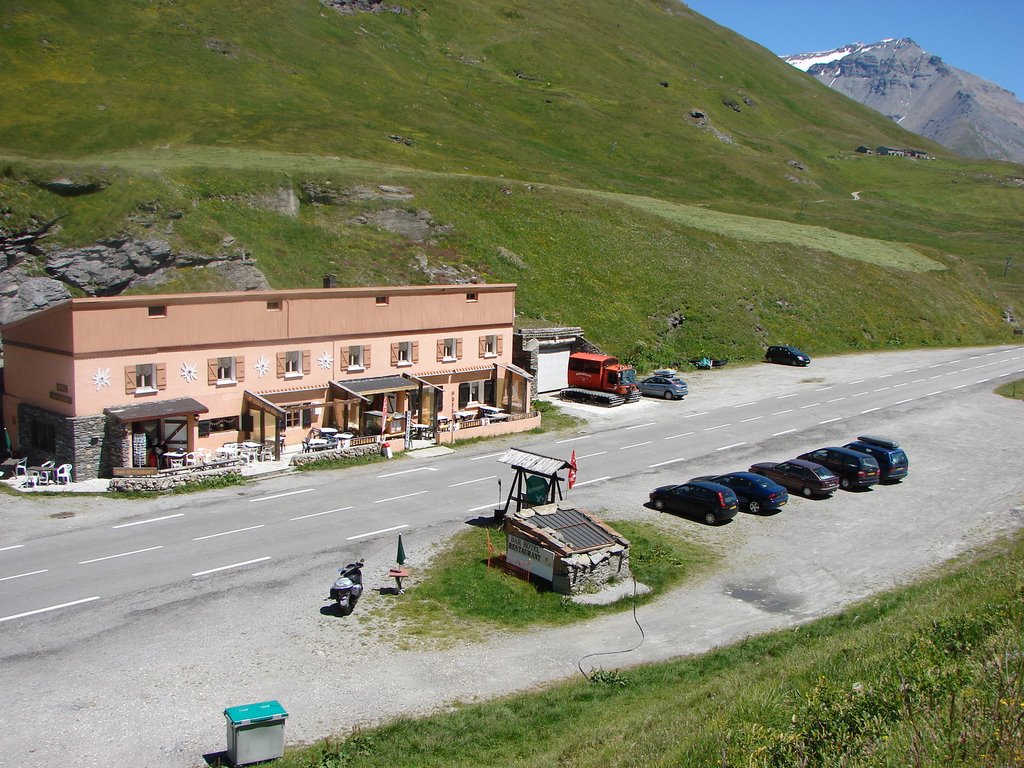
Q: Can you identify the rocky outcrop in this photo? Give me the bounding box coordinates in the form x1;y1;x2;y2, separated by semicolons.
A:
319;0;408;15
0;268;71;325
45;238;176;295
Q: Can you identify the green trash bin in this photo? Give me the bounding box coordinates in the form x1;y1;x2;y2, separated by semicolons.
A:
224;700;288;766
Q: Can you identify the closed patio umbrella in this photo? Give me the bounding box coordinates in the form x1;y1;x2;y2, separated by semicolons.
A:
1;426;11;459
396;534;406;566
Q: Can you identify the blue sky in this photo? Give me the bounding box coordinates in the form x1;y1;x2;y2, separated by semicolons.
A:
683;0;1024;99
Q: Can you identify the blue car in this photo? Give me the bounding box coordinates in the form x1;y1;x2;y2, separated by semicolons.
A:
691;472;789;514
639;374;689;400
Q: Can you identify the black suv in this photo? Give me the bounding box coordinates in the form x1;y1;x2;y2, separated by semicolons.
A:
649;481;739;525
766;345;810;366
843;436;909;483
798;447;880;490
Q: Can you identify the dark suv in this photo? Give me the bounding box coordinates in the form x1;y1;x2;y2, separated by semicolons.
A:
798;447;880;490
843;436;909;483
766;345;810;366
649;481;739;525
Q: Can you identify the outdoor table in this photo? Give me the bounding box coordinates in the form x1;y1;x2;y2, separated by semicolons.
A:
485;412;510;422
163;451;186;468
240;442;262;462
305;438;329;452
454;410;476;420
388;567;409;594
318;427;338;436
27;466;55;486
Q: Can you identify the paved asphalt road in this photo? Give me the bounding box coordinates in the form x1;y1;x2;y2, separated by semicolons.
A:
1;344;1023;766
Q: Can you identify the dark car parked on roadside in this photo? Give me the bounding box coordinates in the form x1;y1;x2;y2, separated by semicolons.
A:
649;480;739;525
797;447;880;490
765;345;810;366
690;472;789;514
748;459;840;498
638;374;688;400
843;436;909;483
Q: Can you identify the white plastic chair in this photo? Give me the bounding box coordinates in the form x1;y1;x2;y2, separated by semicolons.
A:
14;458;28;478
184;452;199;467
55;464;73;484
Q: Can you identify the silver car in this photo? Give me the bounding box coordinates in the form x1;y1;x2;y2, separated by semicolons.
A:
638;374;688;400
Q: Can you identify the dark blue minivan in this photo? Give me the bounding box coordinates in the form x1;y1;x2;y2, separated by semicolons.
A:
844;436;909;483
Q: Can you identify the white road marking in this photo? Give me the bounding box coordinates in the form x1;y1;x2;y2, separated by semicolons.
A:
649;457;686;468
772;429;797;436
740;416;763;423
574;476;611;487
949;358;962;363
716;442;746;451
290;506;353;521
624;422;657;430
469;452;505;462
976;378;990;384
877;374;893;379
928;363;941;368
0;596;101;624
704;423;730;431
860;408;880;414
374;490;429;504
925;391;943;397
819;417;842;425
952;384;968;390
79;546;163;565
904;368;918;373
468;503;495;512
250;489;314;503
0;569;48;583
448;475;496;488
113;513;184;529
620;441;653;450
555;435;591;443
732;402;757;408
852;391;869;397
849;379;865;384
893;382;907;388
684;411;709;418
827;397;846;403
664;431;694;440
379;466;439;477
193;525;264;542
912;378;926;383
895;398;914;405
771;409;793;416
347;524;409;540
776;393;798;399
799;402;820;409
873;387;890;392
192;557;270;577
815;386;832;392
578;451;607;459
0;544;26;552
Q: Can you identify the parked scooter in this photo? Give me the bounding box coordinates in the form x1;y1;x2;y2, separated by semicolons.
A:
328;561;364;615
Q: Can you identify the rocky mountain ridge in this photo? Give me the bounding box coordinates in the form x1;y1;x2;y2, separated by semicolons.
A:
783;38;1024;163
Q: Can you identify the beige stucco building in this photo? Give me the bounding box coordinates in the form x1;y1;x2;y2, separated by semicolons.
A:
1;283;537;479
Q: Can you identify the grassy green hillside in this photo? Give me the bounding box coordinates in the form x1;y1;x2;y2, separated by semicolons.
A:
1;0;1022;366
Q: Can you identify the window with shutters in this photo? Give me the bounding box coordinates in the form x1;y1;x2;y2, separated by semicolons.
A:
216;356;235;383
136;363;157;393
442;337;458;362
396;341;413;366
284;350;302;378
348;345;364;371
482;334;498;358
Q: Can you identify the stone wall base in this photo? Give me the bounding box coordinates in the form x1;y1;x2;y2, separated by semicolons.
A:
108;467;242;493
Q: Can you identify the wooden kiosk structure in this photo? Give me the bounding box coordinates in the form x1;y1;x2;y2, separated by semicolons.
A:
494;448;572;519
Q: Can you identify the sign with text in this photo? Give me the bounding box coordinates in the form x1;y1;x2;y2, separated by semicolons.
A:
506;534;555;582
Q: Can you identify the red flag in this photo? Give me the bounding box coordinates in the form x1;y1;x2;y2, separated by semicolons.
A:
568;450;577;489
380;395;389;436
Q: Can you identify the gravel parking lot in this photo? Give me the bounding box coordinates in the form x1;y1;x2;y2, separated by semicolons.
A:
2;346;1023;767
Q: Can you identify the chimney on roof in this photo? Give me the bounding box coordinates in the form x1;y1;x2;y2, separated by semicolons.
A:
323;274;337;289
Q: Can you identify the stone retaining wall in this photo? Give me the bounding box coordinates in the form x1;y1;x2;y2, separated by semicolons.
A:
108;467;242;493
288;443;383;467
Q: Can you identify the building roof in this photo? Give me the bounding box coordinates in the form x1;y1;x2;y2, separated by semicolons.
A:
336;375;419;396
497;448;570;476
105;397;209;422
505;505;628;555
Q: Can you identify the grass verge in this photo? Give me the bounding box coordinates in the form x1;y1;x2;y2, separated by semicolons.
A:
372;520;719;648
995;378;1024;401
275;532;1024;768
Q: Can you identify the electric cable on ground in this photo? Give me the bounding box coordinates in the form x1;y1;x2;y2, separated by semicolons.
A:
576;575;646;680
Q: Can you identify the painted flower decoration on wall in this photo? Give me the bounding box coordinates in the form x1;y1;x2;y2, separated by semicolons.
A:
180;362;198;383
92;368;111;391
254;356;270;378
317;351;333;370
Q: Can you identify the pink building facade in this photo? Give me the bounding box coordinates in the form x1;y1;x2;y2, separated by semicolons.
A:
1;283;537;479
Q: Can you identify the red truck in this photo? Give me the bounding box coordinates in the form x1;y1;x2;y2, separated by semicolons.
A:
560;352;640;406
